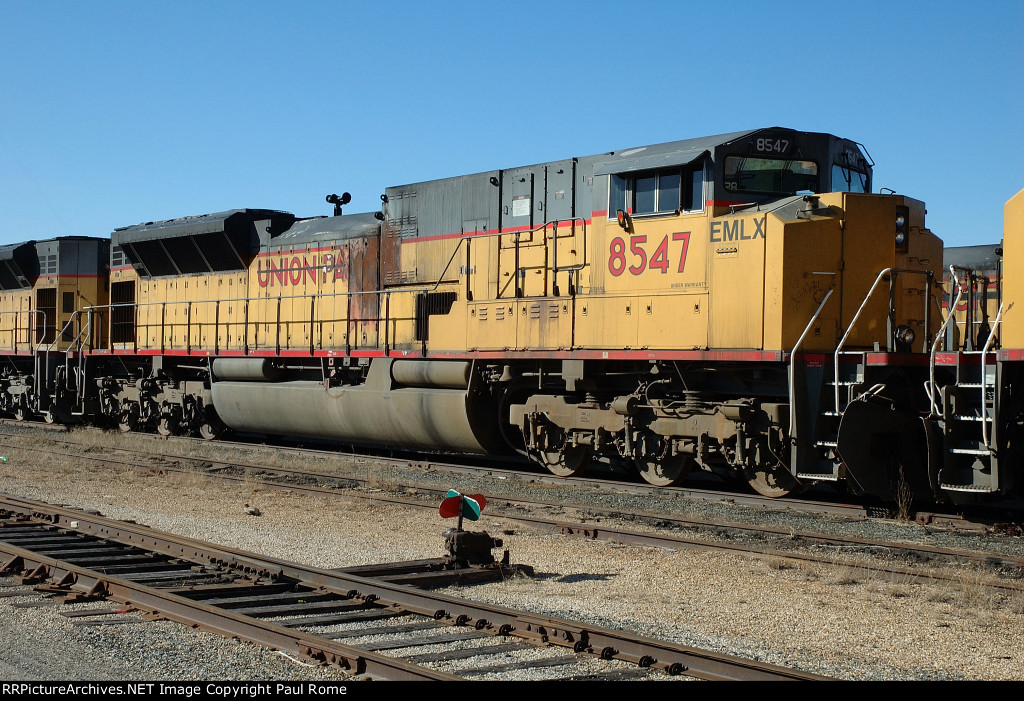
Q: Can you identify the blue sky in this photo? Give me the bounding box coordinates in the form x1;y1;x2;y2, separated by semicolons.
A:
1;0;1021;248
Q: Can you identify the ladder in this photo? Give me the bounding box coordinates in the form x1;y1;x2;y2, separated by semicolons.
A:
929;268;1009;494
937;354;998;492
801;352;869;482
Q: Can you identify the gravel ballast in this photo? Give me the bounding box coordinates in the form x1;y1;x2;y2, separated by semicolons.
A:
0;427;1022;681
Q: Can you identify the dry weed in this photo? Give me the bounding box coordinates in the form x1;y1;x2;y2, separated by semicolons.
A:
764;556;797;571
822;564;861;586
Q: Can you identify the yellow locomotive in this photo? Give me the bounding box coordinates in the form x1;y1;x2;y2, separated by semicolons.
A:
7;127;999;503
0;237;108;421
923;189;1024;500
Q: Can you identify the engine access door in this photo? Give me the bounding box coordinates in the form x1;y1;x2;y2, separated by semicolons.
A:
708;213;766;350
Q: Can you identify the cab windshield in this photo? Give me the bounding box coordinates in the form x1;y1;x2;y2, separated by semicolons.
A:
723;156;819;196
832;164;869;193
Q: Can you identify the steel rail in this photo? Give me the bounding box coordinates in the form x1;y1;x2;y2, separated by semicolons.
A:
0;423;1010;534
9;416;1006;529
2;432;1020;580
0;494;827;681
0;542;457;681
149;433;1007;528
0;422;894;521
141;461;1024;593
118;450;1024;577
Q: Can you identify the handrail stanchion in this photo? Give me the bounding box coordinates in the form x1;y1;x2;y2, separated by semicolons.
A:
788;288;834;446
929;267;965;416
834;268;893;414
981;302;1012;449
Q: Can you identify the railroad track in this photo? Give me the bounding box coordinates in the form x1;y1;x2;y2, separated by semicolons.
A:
0;495;826;681
2;427;1023;594
3;418;1015;530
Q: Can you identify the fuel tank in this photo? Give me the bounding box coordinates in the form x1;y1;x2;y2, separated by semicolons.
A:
209;359;499;453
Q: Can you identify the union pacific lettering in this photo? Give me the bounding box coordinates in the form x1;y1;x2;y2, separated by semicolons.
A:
709;216;766;242
257;251;349;288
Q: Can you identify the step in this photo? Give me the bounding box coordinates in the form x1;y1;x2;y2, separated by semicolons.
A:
949;447;992;456
797;472;839;482
939;483;997;493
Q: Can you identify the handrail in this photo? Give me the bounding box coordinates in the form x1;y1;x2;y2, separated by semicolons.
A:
947;264;979;350
86;287;434;311
549;217;589;273
72;313;93;412
0;309;44;356
33;309;49;410
431;216;588;293
48;312;88;391
833;267;933;415
44;312;76;356
0;309;51;404
0;308;51;415
929;267;965;416
84;221;593;355
87;287;416;355
432;237;469;291
788;287;834;445
833;268;893;415
981;301;1011;449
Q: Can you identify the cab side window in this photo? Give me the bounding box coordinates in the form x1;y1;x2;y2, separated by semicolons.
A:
609;161;705;217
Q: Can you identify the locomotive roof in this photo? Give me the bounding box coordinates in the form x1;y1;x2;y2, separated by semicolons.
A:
272;212;381;246
0;238;108;289
590;129;756;176
0;241;36;290
943;244;1002;273
379;127;870;243
0;241;33;260
386;129;768;189
0;236;105;254
114;209;295;243
113;209;298;277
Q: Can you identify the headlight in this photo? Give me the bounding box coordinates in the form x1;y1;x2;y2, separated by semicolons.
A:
895;206;910;252
895;325;916;347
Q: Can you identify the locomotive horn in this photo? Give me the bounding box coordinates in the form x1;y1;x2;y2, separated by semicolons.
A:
326;192;352;216
326;192;352;205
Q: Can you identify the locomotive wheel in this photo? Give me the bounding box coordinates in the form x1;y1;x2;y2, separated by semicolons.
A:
13;406;25;421
43;408;56;424
197;407;224;441
118;404;140;433
198;418;223;441
637;454;694;487
540;445;591;477
744;463;801;498
156;416;178;437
